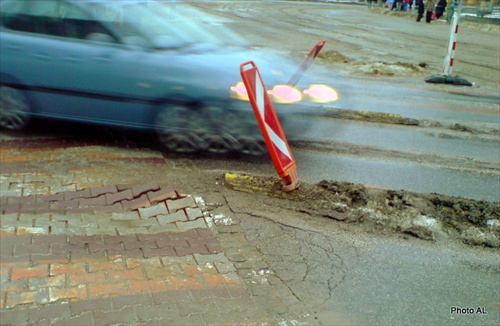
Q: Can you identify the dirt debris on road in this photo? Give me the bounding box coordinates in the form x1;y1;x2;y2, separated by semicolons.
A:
315;107;499;136
224;173;500;247
318;50;428;76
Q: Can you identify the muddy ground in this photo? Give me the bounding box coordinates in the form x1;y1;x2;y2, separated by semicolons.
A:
223;172;500;248
313;7;500;84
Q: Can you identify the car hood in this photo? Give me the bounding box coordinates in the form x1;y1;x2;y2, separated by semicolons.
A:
146;44;311;96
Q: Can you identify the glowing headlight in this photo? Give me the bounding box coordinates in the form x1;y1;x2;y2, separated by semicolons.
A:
303;84;338;103
230;81;249;101
230;82;302;103
268;85;302;103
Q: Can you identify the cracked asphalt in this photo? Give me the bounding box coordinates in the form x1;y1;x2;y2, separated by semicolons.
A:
186;169;500;325
244;218;348;308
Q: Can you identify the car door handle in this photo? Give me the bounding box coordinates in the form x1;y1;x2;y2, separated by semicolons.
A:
33;52;50;61
62;56;81;64
95;55;112;63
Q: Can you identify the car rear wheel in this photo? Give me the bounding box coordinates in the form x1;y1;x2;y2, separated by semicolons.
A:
0;86;31;130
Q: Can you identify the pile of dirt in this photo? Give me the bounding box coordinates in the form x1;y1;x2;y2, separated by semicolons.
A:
225;173;500;247
316;50;354;64
356;61;427;76
317;50;428;76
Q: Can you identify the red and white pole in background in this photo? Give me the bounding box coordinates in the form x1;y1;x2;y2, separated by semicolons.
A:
240;61;299;192
442;0;463;76
425;0;472;86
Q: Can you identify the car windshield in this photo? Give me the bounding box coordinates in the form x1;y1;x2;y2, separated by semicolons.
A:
86;1;247;49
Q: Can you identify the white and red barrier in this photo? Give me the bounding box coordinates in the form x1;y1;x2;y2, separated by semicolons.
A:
425;0;472;86
240;61;299;192
442;2;461;76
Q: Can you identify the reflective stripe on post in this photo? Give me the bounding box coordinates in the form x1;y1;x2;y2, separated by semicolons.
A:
287;40;326;87
240;61;299;192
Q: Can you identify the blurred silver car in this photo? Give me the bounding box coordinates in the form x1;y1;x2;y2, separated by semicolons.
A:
0;0;332;154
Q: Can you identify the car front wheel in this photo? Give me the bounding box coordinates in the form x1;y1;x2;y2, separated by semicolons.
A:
155;103;266;155
0;86;31;130
155;105;199;153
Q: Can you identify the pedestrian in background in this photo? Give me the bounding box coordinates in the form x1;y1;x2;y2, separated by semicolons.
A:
367;0;374;8
392;0;403;10
425;0;435;23
402;0;411;10
435;0;447;19
416;0;425;22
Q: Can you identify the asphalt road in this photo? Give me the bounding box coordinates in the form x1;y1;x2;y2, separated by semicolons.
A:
231;200;500;325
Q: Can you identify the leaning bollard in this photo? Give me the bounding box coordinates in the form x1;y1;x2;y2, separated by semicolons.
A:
240;61;300;192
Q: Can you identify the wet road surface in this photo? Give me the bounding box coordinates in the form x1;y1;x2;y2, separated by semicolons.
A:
294;151;499;201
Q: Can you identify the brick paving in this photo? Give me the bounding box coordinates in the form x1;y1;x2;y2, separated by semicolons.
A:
0;184;253;324
0;136;298;325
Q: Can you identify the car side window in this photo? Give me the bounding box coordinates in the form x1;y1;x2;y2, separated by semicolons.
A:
1;0;116;43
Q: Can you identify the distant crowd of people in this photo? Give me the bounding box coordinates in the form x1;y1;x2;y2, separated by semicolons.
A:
366;0;448;23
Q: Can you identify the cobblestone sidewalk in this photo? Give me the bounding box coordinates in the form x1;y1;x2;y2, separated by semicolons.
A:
1;181;261;324
0;136;301;325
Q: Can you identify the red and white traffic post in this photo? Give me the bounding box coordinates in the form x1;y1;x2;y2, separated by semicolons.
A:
442;0;461;76
425;0;472;86
287;40;326;87
240;61;299;192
